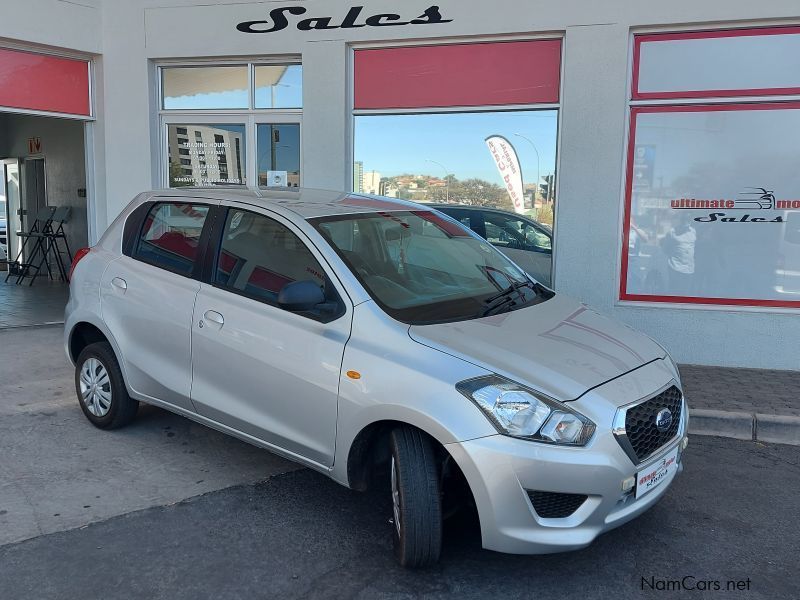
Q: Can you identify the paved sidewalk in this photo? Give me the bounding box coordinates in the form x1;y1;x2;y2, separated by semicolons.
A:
680;365;800;417
0;279;69;328
680;364;800;445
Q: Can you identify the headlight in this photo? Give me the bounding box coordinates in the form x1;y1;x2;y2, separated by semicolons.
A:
456;375;595;445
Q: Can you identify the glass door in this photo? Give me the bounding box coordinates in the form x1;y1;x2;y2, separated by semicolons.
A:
3;159;21;262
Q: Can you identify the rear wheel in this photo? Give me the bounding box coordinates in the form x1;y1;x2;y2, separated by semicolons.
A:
75;342;138;430
389;426;442;568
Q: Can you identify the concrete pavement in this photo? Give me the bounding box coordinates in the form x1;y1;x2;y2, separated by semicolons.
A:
0;325;298;545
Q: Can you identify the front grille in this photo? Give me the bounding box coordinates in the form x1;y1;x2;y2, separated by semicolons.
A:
624;386;682;462
528;491;587;519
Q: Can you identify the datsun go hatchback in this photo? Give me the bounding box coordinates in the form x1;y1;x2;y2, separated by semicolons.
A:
65;188;688;567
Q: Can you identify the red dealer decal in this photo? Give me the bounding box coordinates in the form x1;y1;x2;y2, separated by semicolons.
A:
0;48;90;116
354;40;561;110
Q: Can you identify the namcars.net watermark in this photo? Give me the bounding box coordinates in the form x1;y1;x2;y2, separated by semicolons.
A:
642;576;752;592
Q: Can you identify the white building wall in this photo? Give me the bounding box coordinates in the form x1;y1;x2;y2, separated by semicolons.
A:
0;0;101;54
4;0;800;369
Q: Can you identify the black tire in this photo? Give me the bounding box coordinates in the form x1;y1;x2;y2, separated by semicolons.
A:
389;426;442;568
74;341;138;430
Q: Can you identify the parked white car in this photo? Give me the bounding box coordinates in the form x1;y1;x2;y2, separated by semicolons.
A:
65;188;688;567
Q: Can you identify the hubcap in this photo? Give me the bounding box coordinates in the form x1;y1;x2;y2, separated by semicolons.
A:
391;456;401;536
79;357;112;417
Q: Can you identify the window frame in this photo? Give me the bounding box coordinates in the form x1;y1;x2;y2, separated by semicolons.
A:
203;203;347;323
156;59;303;189
632;26;800;101
348;35;564;286
620;26;800;311
128;200;215;279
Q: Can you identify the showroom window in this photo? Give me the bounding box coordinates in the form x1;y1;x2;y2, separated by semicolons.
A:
352;40;561;238
159;62;302;188
622;27;800;308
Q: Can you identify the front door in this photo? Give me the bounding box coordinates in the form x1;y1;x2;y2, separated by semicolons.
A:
190;205;350;467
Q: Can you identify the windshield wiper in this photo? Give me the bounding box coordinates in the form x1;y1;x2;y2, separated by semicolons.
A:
484;280;536;304
481;295;517;317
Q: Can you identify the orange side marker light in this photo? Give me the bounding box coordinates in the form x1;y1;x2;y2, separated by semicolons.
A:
346;370;361;380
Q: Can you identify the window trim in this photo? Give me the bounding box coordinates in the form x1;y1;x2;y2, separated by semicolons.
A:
204;204;347;323
347;35;564;287
159;61;302;112
632;26;800;101
620;25;800;312
129;200;214;280
619;101;800;310
159;114;303;189
155;59;303;189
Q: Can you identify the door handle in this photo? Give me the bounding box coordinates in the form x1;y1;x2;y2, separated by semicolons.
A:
111;277;127;291
202;310;224;326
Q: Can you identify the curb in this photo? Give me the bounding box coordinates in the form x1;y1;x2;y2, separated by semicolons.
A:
689;409;800;446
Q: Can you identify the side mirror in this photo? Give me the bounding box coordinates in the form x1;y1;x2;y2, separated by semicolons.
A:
277;280;326;312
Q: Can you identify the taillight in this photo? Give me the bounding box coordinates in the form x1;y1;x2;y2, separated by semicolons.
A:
69;247;91;281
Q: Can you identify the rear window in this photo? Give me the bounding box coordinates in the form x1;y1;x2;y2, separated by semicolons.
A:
132;202;209;276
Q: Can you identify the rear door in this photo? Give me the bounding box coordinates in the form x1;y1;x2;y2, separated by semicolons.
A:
190;203;351;467
100;198;215;411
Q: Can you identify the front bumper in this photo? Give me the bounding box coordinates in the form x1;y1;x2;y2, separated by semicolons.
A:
446;359;687;555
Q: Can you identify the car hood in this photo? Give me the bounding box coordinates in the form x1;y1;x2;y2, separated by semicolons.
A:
408;296;665;401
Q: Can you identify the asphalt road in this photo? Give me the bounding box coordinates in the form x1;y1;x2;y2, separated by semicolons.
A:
1;436;798;600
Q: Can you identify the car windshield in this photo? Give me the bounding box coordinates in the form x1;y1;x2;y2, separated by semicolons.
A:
310;210;551;324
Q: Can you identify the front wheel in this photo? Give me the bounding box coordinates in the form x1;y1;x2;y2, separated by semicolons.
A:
75;342;138;430
389;426;442;568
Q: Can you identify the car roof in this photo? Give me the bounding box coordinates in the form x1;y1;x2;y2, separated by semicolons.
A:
147;187;426;219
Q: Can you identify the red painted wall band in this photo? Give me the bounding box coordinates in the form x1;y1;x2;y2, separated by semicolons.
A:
0;48;90;116
354;40;561;110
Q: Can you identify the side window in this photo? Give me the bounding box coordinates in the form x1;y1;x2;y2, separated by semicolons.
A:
484;220;519;249
215;209;332;315
483;214;552;253
133;202;209;275
518;221;552;252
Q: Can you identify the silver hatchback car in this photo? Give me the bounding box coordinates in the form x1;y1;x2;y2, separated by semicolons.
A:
65;188;688;567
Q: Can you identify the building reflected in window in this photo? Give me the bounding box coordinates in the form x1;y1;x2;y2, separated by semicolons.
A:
167;124;246;186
